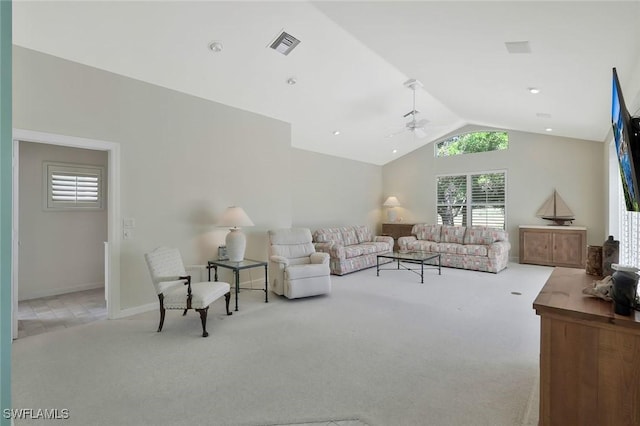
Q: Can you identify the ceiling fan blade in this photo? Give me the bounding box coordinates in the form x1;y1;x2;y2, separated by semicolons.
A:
386;128;408;138
413;127;427;138
414;119;430;128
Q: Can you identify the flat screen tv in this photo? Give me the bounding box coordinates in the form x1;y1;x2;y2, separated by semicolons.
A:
612;67;640;212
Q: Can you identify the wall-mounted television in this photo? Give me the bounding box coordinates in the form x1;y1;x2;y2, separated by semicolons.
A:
612;67;640;212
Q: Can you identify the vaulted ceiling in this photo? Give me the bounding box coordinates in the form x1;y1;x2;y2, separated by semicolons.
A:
13;1;640;165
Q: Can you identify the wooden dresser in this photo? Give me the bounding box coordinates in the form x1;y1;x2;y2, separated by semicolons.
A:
381;223;415;251
533;267;640;425
519;225;586;268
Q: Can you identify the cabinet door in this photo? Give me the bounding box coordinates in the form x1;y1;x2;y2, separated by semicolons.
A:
552;231;585;267
521;230;552;265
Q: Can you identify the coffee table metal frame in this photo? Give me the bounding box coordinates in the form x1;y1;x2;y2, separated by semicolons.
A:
376;251;441;283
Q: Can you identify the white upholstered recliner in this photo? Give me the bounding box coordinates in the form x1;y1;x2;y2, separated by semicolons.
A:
144;247;231;337
268;228;332;299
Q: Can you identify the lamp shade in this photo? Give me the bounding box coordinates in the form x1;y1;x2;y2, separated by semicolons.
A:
383;196;401;207
218;206;254;228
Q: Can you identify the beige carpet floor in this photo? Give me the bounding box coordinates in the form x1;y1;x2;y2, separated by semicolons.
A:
12;262;549;425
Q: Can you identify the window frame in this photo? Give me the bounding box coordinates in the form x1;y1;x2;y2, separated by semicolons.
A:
43;161;105;211
434;131;509;158
435;169;507;229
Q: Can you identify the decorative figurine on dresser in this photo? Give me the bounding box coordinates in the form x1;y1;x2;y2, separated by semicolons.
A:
602;235;620;277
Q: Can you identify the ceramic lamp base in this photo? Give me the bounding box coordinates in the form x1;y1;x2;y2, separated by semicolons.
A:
226;228;246;262
387;208;397;223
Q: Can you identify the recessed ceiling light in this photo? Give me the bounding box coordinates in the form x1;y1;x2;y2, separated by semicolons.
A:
332;130;340;136
208;41;223;53
545;128;553;132
528;87;540;94
286;77;297;85
392;149;398;154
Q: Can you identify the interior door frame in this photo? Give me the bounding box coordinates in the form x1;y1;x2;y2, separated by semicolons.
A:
11;129;121;338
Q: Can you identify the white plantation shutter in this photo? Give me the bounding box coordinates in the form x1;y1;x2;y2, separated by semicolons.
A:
618;179;640;268
436;175;467;226
470;172;506;229
45;162;104;210
436;171;506;229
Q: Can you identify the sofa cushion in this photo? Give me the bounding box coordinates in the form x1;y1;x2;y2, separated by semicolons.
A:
456;244;488;256
408;240;439;252
441;225;466;244
339;227;358;246
286;263;330;280
464;226;505;245
313;228;344;244
344;245;364;259
413;224;442;242
438;242;460;254
354;225;373;243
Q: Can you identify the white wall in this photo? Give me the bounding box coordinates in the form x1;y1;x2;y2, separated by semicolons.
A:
13;46;385;310
291;148;382;233
383;125;606;259
18;141;108;300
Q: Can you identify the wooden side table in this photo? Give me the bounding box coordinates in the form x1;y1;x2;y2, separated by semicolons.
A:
381;223;415;251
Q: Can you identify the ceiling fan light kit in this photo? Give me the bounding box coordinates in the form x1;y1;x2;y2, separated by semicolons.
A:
393;78;429;139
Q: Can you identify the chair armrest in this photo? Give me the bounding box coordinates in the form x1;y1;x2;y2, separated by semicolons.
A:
314;241;345;260
398;236;417;251
310;252;330;264
270;255;290;267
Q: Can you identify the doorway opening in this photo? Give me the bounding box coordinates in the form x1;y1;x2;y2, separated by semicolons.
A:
12;129;121;339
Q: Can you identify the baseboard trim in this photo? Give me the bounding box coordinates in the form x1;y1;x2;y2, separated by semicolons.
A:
19;282;104;302
112;302;156;319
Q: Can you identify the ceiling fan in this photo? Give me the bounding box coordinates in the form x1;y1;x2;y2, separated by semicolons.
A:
389;78;430;138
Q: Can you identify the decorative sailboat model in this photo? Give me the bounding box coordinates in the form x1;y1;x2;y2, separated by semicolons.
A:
536;190;575;226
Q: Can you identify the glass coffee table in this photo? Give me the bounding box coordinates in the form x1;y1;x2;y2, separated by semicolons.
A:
376;251;441;283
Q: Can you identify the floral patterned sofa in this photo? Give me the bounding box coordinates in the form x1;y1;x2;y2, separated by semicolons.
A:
398;224;510;273
312;226;393;275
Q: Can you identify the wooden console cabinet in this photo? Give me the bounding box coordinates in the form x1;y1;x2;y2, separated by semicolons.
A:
519;225;586;268
534;268;640;425
381;223;415;251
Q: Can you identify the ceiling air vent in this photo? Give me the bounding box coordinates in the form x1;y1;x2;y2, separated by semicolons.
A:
269;31;300;56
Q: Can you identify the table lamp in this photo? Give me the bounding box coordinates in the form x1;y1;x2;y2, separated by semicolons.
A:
218;206;254;262
383;196;401;222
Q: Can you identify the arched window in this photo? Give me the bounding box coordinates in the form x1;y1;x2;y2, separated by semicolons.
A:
435;131;508;157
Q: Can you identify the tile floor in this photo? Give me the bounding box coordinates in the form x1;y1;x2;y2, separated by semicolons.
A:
17;287;107;339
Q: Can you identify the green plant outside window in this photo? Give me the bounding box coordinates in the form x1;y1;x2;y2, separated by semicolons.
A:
436;131;508;157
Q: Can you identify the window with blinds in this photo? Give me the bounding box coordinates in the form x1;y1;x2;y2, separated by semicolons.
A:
44;162;104;210
436;171;506;229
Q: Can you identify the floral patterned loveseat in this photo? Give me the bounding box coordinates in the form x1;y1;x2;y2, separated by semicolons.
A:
398;224;510;273
312;226;393;275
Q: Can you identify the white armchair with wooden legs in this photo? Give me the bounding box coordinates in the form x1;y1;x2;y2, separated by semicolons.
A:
268;228;332;299
144;247;231;337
